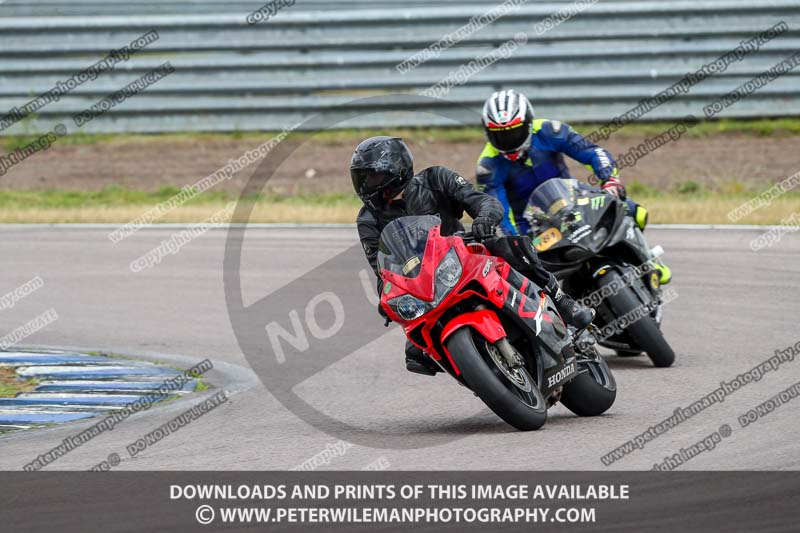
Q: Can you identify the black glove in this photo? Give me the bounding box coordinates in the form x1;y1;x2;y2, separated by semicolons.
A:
471;216;497;240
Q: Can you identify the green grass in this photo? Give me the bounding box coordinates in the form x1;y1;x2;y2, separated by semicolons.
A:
0;187;361;209
3;117;800;151
0;368;38;398
3;184;797;210
673;180;705;195
0;187;796;224
0;185;234;209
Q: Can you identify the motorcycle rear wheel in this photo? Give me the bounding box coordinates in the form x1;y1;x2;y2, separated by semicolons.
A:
599;271;675;367
560;348;617;416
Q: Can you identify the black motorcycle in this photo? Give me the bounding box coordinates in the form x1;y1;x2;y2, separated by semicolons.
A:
524;179;675;367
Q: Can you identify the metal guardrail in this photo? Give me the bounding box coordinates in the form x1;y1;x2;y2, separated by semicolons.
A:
0;0;798;134
0;0;653;17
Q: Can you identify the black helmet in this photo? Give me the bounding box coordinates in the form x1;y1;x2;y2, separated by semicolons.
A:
350;136;413;211
482;89;533;161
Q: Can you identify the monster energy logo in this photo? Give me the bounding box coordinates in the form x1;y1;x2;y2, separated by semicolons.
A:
591;196;606;209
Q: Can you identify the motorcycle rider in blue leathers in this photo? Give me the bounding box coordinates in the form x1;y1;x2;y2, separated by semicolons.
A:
476;89;671;284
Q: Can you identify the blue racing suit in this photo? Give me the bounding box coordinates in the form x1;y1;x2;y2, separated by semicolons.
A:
476;118;642;235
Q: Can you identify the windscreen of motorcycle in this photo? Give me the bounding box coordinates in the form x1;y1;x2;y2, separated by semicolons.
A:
377;215;441;278
527;178;580;217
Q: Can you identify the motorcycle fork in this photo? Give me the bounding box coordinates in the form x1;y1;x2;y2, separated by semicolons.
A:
496;338;525;369
473;303;524;369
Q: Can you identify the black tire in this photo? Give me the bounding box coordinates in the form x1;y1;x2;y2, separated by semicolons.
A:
601;271;675;367
446;328;547;431
560;354;617;416
615;349;642;357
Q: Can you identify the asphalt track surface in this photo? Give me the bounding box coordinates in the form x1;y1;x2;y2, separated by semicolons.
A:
0;225;798;471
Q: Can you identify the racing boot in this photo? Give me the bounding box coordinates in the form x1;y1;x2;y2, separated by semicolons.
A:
653;260;672;285
635;206;672;285
405;341;440;376
544;275;595;330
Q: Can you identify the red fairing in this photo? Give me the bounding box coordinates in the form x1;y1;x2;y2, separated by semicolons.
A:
441;309;505;345
439;309;506;376
381;225;449;303
378;224;511;376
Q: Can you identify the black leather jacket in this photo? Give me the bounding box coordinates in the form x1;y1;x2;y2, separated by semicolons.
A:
356;165;504;277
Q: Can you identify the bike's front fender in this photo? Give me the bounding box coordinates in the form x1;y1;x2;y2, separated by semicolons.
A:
439;309;506;377
440;309;506;346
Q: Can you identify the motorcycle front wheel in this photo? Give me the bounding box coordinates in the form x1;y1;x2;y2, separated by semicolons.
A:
446;328;547;431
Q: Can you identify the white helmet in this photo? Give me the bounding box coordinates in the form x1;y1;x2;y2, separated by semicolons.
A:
481;89;534;161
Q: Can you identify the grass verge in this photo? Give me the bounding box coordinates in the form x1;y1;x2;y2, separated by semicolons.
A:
3;117;800;151
0;188;796;224
0;367;38;398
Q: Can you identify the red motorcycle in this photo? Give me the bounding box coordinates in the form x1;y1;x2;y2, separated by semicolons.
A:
379;215;616;430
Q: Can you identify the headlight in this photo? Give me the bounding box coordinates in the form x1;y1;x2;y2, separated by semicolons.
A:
388;248;461;321
436;248;462;288
388;294;429;321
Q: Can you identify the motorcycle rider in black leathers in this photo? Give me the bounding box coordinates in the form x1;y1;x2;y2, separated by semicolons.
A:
352;136;594;376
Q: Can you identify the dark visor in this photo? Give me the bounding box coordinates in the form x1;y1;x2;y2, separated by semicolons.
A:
487;124;529;153
352;169;395;199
